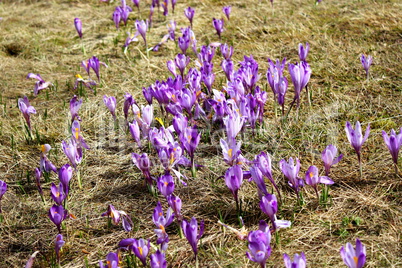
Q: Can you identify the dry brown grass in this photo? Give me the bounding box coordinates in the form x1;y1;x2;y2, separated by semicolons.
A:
0;0;401;267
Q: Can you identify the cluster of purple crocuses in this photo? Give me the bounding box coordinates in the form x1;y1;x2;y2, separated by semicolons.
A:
266;43;312;116
9;2;397;267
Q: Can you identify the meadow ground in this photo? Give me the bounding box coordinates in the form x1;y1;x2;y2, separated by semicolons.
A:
0;0;401;267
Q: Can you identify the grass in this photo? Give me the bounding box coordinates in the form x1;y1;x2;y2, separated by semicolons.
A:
0;0;401;267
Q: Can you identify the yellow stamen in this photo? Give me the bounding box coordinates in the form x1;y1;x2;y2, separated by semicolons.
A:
164;182;168;186
159;224;166;233
41;144;46;153
75;128;79;140
228;149;233;159
56;192;60;197
75;74;83;79
309;172;314;178
138;247;143;256
353;256;358;265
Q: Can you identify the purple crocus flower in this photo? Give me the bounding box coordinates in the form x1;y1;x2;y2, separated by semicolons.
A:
153;202;174;229
99;252;120;268
123;92;136;121
40;144;57;173
250;165;268;198
256;152;281;199
61;139;82;169
129;120;142;147
212;18;224;39
340;238;366;268
221;59;234;81
103;95;117;119
305;165;334;198
70;95;82;122
157;173;175;197
172;113;188;136
276;75;288;116
132;153;153;186
321;144;343;176
26;73;51;96
222;6;231;20
133;0;140;11
220;43;233;60
284;252;306;268
0;180;7;213
58;164;73;197
224;165;243;205
360;54;372;80
168;20;176;41
162;0;168;16
167;60;177;78
101;204;120;225
101;204;133;232
153;202;174;250
167;194;183;222
175;54;190;77
382;128;402;166
259;193;277;227
18;96;36;130
55;234;65;264
88;56;108;82
71;120;90;149
113;9;122;29
150;250;167;268
51;183;66;206
157;142;183;171
220;138;242;166
266;58;286;101
223;111;245;145
180;125;201;169
169;0;176;12
198;45;215;63
288;61;312;108
298;42;309;62
280;157;304;198
345;121;370;166
259;193;291;231
74;18;82;38
48;204;68;233
119;0;132;26
178;28;190;54
201;61;215;93
132;239;150;266
184;7;195;28
74;74;97;92
136;20;148;48
182;217;204;258
246;221;272;268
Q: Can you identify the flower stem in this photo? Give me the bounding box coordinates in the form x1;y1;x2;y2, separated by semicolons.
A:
191;158;196;178
394;163;398;178
178;222;184;238
306;85;311;107
145;40;149;59
77;168;82;189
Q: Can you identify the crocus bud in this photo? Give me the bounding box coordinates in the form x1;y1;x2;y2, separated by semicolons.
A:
74;18;82;38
